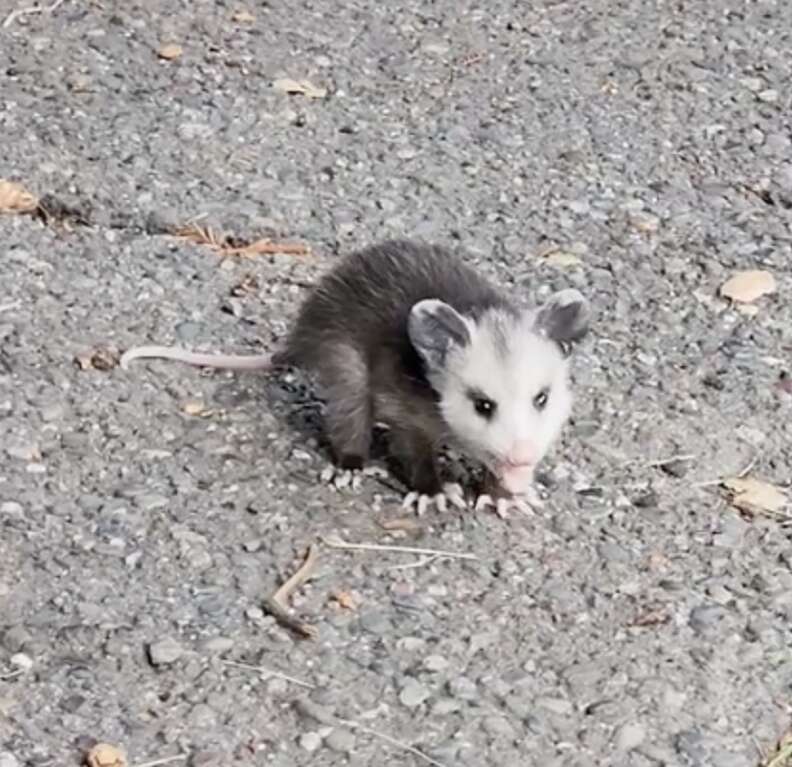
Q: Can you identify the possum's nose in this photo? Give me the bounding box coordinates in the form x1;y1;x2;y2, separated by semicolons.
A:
506;441;536;467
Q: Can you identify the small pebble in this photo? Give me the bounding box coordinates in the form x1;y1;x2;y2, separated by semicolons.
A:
423;655;449;672
299;732;322;753
758;88;778;103
400;678;431;708
10;653;33;670
325;728;356;753
431;697;462;715
202;637;234;654
147;637;184;666
447;676;477;700
616;722;647;751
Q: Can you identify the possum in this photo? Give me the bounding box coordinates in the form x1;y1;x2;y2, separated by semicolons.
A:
121;239;590;516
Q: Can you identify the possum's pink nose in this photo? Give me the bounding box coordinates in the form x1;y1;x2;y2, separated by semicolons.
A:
506;441;536;467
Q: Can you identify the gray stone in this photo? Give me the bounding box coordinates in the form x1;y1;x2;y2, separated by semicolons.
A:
325;728;356;753
616;722;646;751
147;637;184;666
400;678;431;708
299;732;322;753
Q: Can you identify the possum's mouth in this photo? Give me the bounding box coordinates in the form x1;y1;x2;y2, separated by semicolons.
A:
495;462;536;495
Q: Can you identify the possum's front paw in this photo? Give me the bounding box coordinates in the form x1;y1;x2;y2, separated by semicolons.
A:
474;485;544;518
402;482;468;514
320;464;388;491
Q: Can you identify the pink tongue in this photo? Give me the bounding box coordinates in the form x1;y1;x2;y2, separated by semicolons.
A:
498;464;535;494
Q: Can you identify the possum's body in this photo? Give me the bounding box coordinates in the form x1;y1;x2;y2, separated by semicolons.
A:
122;240;590;502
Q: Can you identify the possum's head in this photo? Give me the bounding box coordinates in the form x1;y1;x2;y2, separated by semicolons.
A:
408;290;589;495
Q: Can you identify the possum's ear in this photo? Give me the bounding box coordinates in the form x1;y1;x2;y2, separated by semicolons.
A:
534;289;589;351
409;299;471;371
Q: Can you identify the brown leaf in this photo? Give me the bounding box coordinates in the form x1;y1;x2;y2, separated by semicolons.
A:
719;270;777;304
0;179;38;214
231;274;260;297
331;591;359;610
722;476;788;517
629;607;670;628
377;517;424;533
85;743;127;767
158;43;183;61
232;9;255;22
273;78;327;99
224;238;311;258
74;347;120;371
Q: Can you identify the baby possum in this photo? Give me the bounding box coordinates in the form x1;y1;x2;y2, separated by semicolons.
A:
122;239;590;516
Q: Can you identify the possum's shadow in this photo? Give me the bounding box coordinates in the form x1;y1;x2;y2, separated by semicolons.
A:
210;367;392;468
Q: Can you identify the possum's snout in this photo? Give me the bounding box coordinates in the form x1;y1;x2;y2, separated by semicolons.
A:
495;461;536;495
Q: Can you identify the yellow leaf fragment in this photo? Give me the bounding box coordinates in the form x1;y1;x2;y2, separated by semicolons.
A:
0;179;38;213
719;270;776;304
722;476;787;516
232;9;255;23
542;250;582;268
273;78;327;99
158;43;183;61
85;742;127;767
331;591;359;610
182;400;209;416
74;347;120;371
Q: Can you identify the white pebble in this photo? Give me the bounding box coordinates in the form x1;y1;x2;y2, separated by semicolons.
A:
10;653;33;670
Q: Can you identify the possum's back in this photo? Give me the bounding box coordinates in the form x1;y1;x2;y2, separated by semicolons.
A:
285;240;509;370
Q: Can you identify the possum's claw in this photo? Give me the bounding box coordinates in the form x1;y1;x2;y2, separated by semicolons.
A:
475;490;542;518
402;483;468;515
320;464;388;492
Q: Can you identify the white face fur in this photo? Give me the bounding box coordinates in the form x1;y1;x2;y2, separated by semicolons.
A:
408;290;589;495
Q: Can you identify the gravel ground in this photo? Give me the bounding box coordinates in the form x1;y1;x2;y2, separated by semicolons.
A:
2;1;792;765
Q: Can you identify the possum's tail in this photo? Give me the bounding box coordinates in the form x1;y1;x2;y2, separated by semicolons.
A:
120;345;277;372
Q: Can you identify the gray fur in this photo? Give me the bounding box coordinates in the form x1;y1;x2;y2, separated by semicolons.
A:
122;240;590;498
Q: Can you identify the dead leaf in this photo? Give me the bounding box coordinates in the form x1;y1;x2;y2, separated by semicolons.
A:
0;179;38;214
331;591;359;610
541;250;582;268
232;9;255;22
85;743;127;767
630;212;660;233
158;43;183;61
173;224;310;258
182;400;209;416
224;238;311;258
74;347;120;371
231;274;260;297
377;517;423;533
273;78;327;99
629;607;670;628
719;270;777;304
722;476;788;517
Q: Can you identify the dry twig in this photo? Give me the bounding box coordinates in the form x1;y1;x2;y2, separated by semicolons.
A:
262;544;320;638
221;660;315;689
694;453;759;488
3;0;65;28
322;535;478;561
337;719;448;767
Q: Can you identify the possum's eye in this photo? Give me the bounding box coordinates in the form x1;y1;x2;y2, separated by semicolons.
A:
474;397;496;418
533;388;549;411
468;391;497;419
